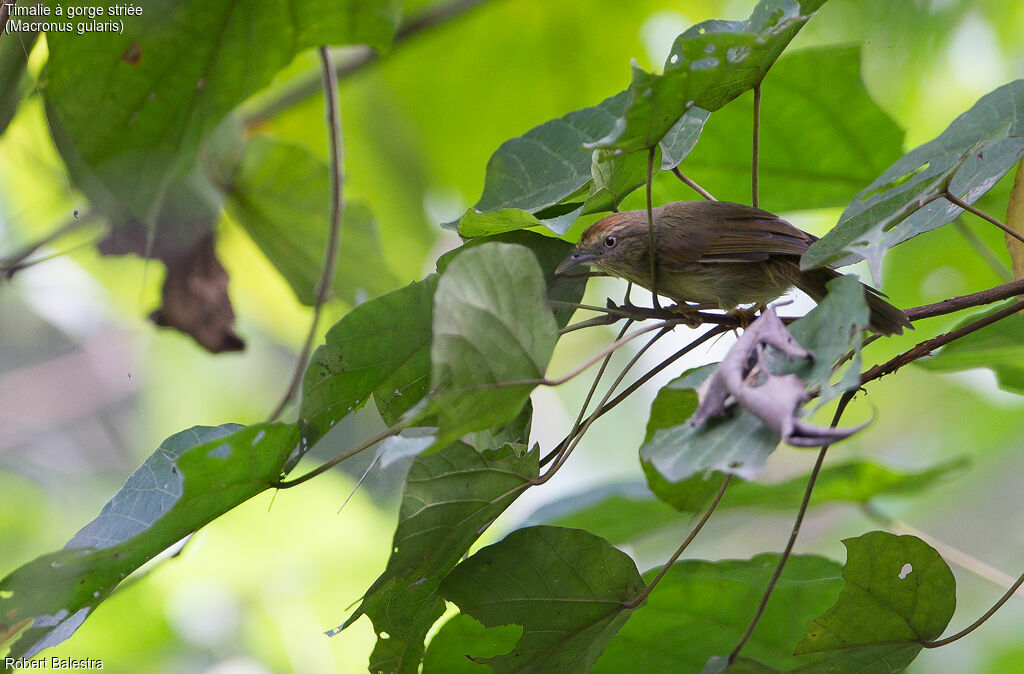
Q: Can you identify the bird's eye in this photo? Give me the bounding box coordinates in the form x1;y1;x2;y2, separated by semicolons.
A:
603;236;617;248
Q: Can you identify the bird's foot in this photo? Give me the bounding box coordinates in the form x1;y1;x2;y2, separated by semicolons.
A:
666;303;704;328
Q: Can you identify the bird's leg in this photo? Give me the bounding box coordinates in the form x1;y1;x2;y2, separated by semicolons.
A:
732;304;766;330
665;302;709;329
621;282;638;310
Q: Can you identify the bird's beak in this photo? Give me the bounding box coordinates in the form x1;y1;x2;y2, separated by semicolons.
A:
555;250;599;275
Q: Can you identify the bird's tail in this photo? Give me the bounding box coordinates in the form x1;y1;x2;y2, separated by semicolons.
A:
795;267;911;336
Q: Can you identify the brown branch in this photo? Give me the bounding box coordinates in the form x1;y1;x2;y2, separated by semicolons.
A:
242;0;491;126
862;299;1024;385
904;278;1024;322
645;147;661;310
726;391;855;665
269;46;345;421
671;167;716;201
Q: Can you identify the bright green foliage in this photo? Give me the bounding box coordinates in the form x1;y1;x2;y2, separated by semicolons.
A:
804;79;1024;280
918;304;1024;395
0;424;297;658
440;526;644;673
345;439;537;673
226;136;398;305
44;0;401;220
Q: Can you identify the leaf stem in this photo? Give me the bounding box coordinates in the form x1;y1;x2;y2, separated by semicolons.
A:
1;210;101;279
270;419;410;489
921;570;1024;648
269;47;345;422
945;190;1024;246
671;167;716;201
646;146;661;310
752;84;760;208
625;474;732;608
726;391;854;665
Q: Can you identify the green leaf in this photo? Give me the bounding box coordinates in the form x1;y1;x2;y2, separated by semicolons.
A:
44;0;401;221
595;554;843;672
441;526;644;673
659;107;712;170
582;147;660;215
796;531;956;670
426;243;559;448
530;458;966;535
472;91;630;214
593;0;828;153
917;304;1024;394
422;614;521;673
344;440;538;674
640;364;780;511
457;208;551;238
0;423;298;658
436;230;586;328
0;29;38;137
300;276;437;445
804;79;1024;280
675;45;905;212
226;136;399;306
779;274;869;405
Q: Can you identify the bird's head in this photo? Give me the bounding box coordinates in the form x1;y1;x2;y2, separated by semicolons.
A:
555;211;651;280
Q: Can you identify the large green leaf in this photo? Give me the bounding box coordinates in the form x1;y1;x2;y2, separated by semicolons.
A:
595;555;843;672
0;29;38;137
225;136;399;306
795;531;956;670
440;526;644;673
803;79;1024;280
640;364;779;512
422;614;521;673
593;0;829;153
426;243;559;448
44;0;401;220
0;423;298;658
435;230;587;329
344;439;538;674
300;275;438;445
676;45;905;211
472;91;629;214
917;304;1024;395
529;458;966;537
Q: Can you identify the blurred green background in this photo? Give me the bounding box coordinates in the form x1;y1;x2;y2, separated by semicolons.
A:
2;0;1024;671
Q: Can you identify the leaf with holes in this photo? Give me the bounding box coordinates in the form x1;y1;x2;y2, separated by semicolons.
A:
343;438;537;673
226;136;399;306
424;243;559;448
795;531;956;670
0;423;298;659
803;79;1024;281
592;0;828;153
44;0;401;221
440;526;644;672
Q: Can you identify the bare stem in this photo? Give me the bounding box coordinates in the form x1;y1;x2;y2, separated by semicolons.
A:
269;47;345;421
625;474;732;608
922;569;1024;647
945;190;1024;246
646;147;660;310
726;391;854;665
1;211;101;279
242;0;491;126
752;84;760;208
671;167;716;201
270;420;409;489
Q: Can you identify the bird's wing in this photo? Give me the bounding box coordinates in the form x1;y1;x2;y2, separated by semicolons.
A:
657;202;812;269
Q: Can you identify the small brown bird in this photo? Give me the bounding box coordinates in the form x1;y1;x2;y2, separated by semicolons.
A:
555;200;910;336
